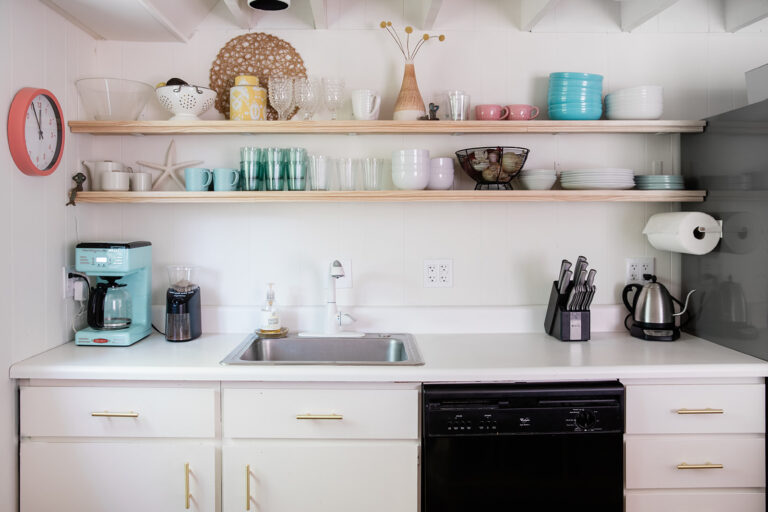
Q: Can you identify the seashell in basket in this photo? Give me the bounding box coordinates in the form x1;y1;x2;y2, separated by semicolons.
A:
156;85;217;121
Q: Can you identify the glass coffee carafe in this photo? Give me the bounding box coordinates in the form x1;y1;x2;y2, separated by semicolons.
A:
88;276;132;330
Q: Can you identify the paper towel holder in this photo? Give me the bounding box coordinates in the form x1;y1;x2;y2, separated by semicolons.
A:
693;219;723;239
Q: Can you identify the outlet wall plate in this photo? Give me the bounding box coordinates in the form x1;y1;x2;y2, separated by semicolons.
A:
424;259;453;288
625;257;655;285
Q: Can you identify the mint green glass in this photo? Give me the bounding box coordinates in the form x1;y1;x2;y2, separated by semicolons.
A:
265;147;285;191
287;147;307;191
213;168;239;191
240;147;262;191
184;168;212;191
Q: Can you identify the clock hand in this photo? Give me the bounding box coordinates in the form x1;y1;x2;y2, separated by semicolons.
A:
31;103;43;140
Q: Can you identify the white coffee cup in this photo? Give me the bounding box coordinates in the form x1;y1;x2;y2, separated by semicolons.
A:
100;171;131;191
82;160;124;191
130;172;153;191
351;89;381;120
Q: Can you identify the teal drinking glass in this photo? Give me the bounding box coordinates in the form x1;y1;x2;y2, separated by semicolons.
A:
287;147;307;191
264;147;285;191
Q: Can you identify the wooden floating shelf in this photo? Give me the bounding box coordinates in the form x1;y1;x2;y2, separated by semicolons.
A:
74;190;707;204
68;120;707;135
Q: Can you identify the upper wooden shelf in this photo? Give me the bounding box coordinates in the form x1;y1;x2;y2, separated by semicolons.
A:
68;120;707;135
73;190;707;204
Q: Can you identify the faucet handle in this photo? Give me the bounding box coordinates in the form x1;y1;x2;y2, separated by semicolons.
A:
337;312;356;326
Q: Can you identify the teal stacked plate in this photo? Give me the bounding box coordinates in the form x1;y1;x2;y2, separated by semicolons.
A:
634;175;685;190
548;72;603;121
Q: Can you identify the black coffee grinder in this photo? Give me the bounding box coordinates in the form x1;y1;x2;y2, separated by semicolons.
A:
165;265;201;342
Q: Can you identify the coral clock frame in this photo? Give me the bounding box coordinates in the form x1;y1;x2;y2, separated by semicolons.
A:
7;87;64;176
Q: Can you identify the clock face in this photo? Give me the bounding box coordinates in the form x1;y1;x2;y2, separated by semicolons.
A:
24;94;61;171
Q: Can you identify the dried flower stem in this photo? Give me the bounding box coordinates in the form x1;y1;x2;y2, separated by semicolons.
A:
380;21;445;61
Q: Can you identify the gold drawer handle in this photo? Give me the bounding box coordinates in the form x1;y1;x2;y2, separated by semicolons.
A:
246;464;251;511
676;408;724;415
677;462;724;470
185;462;191;509
296;414;343;420
91;411;139;418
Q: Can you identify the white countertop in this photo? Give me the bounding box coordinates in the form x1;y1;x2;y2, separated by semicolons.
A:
10;332;768;382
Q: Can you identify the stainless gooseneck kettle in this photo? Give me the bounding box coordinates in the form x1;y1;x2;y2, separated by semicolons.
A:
622;274;695;341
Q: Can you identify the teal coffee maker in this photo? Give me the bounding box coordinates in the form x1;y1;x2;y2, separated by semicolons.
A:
75;242;152;346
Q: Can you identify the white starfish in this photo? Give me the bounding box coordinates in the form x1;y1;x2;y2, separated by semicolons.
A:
136;140;203;190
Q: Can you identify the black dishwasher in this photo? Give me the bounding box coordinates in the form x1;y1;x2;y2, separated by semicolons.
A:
422;381;624;511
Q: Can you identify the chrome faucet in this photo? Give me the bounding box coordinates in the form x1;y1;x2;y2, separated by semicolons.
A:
299;260;365;338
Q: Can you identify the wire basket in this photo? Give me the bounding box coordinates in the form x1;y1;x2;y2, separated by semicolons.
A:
455;146;529;190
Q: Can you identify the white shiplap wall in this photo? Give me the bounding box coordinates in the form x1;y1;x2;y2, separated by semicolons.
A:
71;0;768;334
0;0;97;509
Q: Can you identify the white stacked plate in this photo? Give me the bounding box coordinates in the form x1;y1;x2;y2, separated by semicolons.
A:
605;85;663;120
560;168;635;190
634;174;684;190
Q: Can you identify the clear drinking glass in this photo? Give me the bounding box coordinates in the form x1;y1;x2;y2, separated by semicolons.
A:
322;78;345;120
337;157;358;191
240;146;261;191
294;77;320;120
309;155;330;191
268;76;294;121
362;157;384;190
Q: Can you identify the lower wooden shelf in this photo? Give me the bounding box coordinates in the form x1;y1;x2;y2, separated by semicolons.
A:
73;190;707;203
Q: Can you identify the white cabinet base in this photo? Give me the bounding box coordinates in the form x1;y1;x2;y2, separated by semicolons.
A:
626;491;766;512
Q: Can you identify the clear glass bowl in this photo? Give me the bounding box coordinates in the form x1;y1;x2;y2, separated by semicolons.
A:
76;78;154;121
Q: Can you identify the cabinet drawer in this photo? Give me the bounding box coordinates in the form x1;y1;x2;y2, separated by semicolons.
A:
21;386;216;438
626;491;765;512
625;436;765;489
626;384;765;434
222;388;418;439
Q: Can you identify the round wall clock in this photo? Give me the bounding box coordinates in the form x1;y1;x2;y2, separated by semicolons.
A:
7;87;65;176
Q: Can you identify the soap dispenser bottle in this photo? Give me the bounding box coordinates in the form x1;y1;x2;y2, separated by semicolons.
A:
260;283;281;333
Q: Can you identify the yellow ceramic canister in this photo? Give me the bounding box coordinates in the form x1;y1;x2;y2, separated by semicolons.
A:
230;75;267;121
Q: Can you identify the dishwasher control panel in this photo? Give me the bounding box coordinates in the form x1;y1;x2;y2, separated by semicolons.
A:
423;381;625;436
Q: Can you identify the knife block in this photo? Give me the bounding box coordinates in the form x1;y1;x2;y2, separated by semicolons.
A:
544;281;590;342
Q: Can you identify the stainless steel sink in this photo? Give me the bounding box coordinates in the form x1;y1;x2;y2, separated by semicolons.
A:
221;333;424;366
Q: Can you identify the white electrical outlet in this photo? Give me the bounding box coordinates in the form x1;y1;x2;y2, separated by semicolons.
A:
62;267;75;299
424;259;452;288
335;258;352;289
625;257;655;284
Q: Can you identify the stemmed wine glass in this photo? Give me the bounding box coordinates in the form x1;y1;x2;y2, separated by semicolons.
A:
322;77;345;120
293;77;320;120
268;76;294;121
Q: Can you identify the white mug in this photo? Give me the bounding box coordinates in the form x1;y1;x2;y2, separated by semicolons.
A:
428;157;455;190
351;89;381;120
100;171;131;191
82;160;124;191
130;172;153;191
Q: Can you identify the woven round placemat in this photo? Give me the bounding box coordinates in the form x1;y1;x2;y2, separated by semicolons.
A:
209;32;307;120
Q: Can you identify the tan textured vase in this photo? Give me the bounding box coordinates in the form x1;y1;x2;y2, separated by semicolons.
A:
393;62;426;120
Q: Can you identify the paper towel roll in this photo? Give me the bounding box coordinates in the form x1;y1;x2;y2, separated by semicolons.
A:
642;212;721;255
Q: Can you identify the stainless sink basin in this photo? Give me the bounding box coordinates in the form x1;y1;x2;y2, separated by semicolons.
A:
221;333;424;366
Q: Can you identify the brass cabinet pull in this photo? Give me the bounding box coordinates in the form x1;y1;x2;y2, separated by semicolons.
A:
185;462;191;509
246;464;251;511
677;462;724;470
91;411;139;418
675;408;724;415
296;413;343;420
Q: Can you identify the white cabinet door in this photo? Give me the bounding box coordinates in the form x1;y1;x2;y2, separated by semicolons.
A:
21;441;216;512
222;440;419;512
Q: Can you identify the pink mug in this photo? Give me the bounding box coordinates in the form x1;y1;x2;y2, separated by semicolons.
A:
475;104;509;120
505;104;540;120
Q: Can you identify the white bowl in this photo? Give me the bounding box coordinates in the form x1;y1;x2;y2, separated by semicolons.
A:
519;175;557;190
427;157;455;190
76;78;154;120
392;149;430;165
156;85;217;121
606;105;663;120
392;161;430;190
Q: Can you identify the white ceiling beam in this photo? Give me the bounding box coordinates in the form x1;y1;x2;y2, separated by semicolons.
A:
619;0;680;32
308;0;327;29
724;0;768;32
420;0;443;30
520;0;559;32
221;0;256;29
